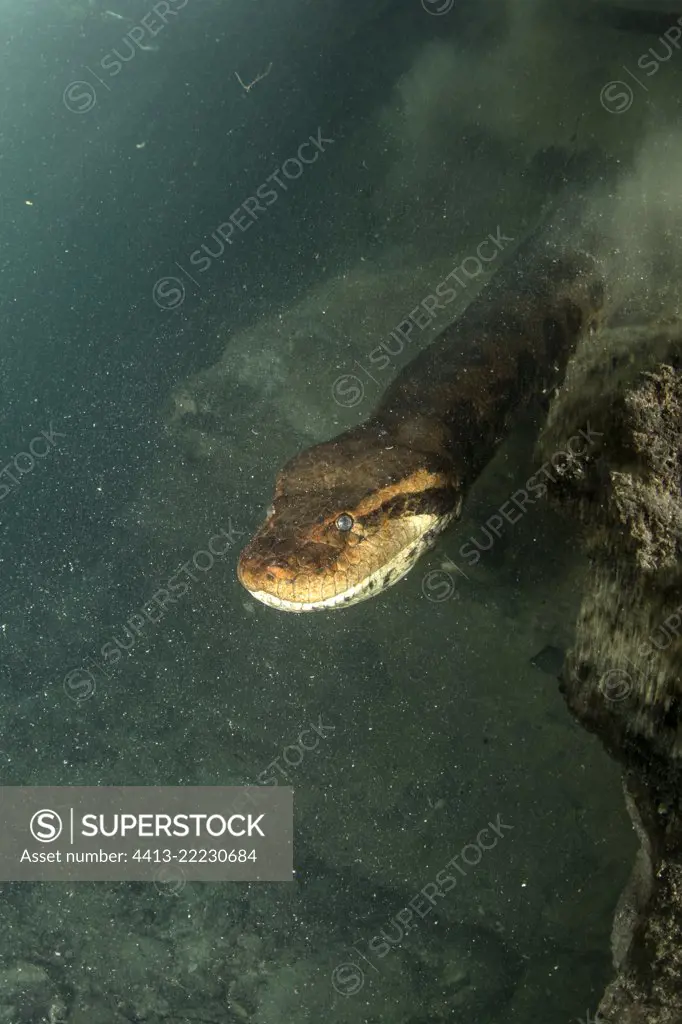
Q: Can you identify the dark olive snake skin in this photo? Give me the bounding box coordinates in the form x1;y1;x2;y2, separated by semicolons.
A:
238;227;604;612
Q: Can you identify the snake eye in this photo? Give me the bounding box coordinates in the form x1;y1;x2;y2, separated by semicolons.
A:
335;513;354;532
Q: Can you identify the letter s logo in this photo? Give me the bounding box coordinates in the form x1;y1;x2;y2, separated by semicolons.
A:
30;809;63;842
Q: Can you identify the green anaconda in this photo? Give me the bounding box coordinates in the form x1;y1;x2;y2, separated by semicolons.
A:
237;231;605;612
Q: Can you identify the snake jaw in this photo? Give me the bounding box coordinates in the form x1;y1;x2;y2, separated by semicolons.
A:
237;246;604;612
237;478;461;612
236;426;461;611
237;507;458;612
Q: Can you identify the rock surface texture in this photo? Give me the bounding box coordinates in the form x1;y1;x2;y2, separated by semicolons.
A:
540;322;682;1024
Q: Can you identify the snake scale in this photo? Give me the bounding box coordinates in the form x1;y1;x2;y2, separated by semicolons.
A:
237;223;604;612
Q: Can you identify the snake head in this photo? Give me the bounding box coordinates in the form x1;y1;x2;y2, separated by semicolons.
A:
237;428;460;612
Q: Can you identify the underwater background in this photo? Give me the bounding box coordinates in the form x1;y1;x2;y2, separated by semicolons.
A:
2;0;682;1020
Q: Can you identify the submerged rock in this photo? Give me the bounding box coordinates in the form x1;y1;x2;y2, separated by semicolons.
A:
539;319;682;1023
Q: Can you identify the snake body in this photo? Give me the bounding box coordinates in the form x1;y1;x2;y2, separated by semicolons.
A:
238;231;604;612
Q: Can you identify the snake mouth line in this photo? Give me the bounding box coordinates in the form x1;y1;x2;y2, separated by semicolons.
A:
237;245;604;612
241;510;457;612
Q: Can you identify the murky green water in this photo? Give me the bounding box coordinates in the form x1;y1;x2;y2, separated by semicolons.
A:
2;0;682;1020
